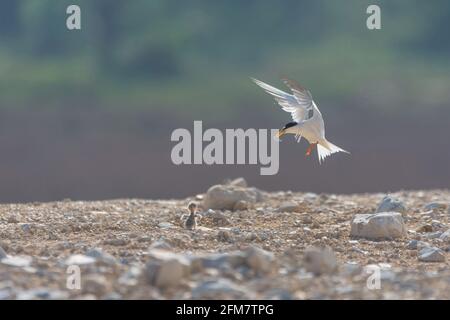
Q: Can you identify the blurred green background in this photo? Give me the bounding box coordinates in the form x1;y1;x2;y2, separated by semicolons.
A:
0;0;449;202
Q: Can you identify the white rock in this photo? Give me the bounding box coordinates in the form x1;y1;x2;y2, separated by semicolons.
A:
245;246;276;274
203;184;259;210
65;254;96;266
350;212;406;240
1;256;32;268
303;246;337;275
376;196;406;214
145;249;190;288
418;247;446;262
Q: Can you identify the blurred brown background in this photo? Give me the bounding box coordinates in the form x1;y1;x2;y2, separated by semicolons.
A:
0;0;449;202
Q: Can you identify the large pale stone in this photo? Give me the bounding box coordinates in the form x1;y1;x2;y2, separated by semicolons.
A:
203;184;259;210
350;212;406;240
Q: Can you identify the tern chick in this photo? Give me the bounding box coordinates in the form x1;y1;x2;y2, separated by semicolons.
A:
181;202;200;230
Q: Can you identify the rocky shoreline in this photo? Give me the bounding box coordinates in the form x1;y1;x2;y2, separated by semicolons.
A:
0;178;449;299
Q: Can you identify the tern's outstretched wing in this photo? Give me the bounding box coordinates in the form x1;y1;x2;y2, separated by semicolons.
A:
251;78;312;122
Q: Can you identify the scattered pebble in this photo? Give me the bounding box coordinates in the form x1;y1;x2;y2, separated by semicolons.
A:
145;249;191;288
303;246;337;275
245;246;276;275
418;247;446;262
276;201;300;213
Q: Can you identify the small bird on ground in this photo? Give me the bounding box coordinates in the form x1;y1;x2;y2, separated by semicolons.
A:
252;77;349;163
181;202;200;230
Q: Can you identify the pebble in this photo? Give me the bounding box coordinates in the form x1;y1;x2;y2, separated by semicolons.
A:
207;211;231;226
245;246;276;275
418;247;446;262
424;202;447;211
217;230;233;243
233;200;250;211
191;251;247;272
376;196;406;214
85;248;116;265
192;279;252;299
405;240;429;250
103;238;129;246
149;240;172;250
145;249;191;288
350;212;406;240
303;246;337;275
423;231;443;239
276;201;300;213
157;222;174;229
65;254;96;266
416;224;433;233
82;275;109;296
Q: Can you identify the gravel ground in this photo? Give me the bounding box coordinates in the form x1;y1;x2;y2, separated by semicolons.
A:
0;179;449;300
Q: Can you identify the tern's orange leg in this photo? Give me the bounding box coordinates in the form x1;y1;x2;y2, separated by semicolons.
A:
305;142;318;156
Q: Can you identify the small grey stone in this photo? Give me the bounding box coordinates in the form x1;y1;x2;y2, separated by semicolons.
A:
149;240;172;250
157;222;174;229
191;251;246;272
85;248;116;264
217;230;233;243
405;240;429;250
233;200;250;211
145;249;191;288
82;275;109;296
303;246;337;275
245;246;276;275
276;201;300;213
424;202;447;211
208;211;231;226
418;247;446;262
423;231;443;239
376;196;406;214
103;238;129;246
192;279;252;299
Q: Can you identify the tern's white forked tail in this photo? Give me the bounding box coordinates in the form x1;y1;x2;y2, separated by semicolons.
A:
317;140;349;163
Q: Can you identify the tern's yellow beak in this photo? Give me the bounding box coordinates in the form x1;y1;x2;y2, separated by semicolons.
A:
275;129;285;138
